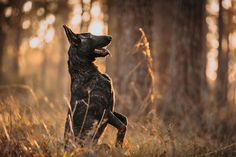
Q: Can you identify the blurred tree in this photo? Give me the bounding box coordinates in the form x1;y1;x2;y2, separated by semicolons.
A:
106;0;154;116
56;0;71;100
80;0;93;32
215;0;230;106
151;0;176;104
166;0;207;117
10;0;25;78
0;0;26;83
0;3;6;83
39;2;49;89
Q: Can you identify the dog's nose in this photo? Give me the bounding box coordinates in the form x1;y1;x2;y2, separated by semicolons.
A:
107;36;112;41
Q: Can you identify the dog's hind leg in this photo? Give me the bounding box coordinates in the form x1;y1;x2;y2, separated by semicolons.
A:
108;111;127;147
113;112;128;126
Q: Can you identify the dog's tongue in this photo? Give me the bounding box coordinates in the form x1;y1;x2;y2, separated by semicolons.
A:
94;48;110;57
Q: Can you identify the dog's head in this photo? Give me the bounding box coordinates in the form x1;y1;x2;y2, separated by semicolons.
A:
63;25;112;62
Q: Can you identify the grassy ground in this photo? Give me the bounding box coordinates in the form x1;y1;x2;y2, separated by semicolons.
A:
0;95;236;157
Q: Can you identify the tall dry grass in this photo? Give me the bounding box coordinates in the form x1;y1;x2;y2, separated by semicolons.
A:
0;94;235;157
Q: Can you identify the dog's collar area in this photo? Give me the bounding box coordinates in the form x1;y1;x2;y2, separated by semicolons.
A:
68;60;98;80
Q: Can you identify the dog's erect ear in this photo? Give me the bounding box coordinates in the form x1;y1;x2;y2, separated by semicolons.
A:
63;25;81;45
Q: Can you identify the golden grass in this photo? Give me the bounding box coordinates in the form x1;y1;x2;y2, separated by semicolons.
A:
0;97;235;157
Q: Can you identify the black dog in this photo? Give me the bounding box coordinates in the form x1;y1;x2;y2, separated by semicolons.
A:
63;25;127;148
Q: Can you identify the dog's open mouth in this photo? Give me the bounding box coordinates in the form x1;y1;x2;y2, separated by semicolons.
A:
94;47;110;57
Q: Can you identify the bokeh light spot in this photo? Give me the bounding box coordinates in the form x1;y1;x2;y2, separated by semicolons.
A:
4;7;12;17
71;14;81;26
22;20;31;30
37;8;45;16
82;12;90;22
91;2;101;18
23;1;32;13
82;0;91;4
89;20;104;35
29;37;40;48
45;28;55;43
46;14;56;25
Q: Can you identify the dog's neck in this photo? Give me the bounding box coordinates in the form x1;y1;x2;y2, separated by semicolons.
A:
68;58;99;80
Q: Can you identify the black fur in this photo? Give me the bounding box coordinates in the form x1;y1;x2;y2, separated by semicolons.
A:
63;25;127;148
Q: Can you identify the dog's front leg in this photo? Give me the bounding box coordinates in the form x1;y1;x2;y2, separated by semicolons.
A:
108;111;127;147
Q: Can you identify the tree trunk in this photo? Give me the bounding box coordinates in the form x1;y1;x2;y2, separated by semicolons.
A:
7;0;25;83
56;0;70;101
215;0;229;106
0;3;6;83
152;0;176;100
80;0;93;32
12;19;22;78
167;0;207;117
106;0;154;116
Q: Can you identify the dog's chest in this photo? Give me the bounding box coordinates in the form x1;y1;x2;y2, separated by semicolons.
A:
71;74;113;107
